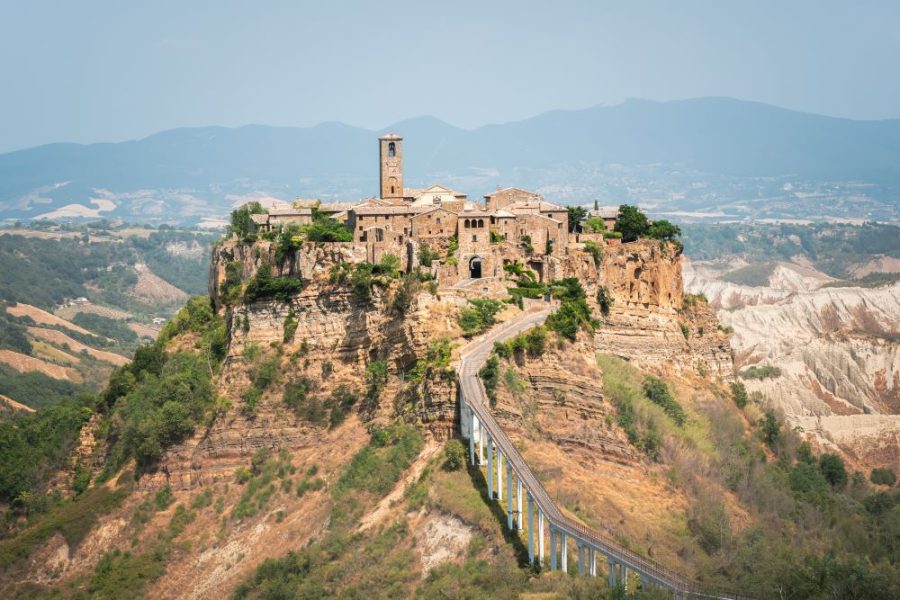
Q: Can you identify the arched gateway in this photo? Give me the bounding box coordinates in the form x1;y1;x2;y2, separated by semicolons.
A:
469;256;482;279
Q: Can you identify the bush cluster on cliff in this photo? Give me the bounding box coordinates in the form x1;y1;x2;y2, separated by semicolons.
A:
546;277;598;340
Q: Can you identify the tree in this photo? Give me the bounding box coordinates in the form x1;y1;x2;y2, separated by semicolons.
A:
731;381;748;409
566;206;587;233
614;205;650;242
819;453;848;489
444;439;466;471
760;410;780;449
870;467;897;486
647;219;682;241
230;202;266;240
584;216;606;233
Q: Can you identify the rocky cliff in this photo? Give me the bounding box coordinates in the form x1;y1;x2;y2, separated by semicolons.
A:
589;241;733;380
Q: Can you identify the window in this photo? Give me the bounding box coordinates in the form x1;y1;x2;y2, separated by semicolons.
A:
376;229;383;242
478;219;484;228
472;235;477;242
464;219;470;228
388;142;396;157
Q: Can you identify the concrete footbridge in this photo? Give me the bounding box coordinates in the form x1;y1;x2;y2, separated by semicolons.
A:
457;305;747;599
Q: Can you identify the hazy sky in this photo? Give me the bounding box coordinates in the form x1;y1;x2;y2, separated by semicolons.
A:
1;0;899;152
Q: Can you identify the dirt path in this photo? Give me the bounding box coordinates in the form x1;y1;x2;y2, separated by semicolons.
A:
358;437;442;532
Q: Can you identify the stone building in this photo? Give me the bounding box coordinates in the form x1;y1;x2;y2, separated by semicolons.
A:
243;133;618;286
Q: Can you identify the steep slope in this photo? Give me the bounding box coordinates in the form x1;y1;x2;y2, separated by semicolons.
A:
685;257;900;472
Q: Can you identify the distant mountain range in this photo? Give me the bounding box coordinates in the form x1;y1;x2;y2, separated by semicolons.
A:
2;97;899;224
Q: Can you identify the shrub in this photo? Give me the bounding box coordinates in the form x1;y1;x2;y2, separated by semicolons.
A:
351;263;374;302
303;216;352;242
584;216;606;233
642;376;686;426
458;298;503;337
444;440;466;471
647;219;682;241
479;357;500;406
547;278;597;341
819;453;848;489
740;365;782;380
596;285;613;316
418;245;440;267
244;264;303;303
731;381;748;409
583;240;604;266
870;467;897;486
760;410;781;449
282;311;298;343
679;322;690;339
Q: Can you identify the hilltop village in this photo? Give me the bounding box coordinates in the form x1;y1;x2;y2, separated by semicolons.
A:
240;134;624;288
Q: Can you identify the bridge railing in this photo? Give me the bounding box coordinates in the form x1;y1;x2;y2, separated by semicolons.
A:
457;307;750;600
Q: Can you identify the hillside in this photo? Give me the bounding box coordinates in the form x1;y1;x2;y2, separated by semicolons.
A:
0;230;896;599
2;98;900;225
0;223;216;409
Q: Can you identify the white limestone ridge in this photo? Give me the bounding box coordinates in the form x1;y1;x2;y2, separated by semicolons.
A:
684;259;900;470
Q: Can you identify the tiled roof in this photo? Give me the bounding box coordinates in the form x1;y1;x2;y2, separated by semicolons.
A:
352;205;431;216
270;207;312;216
250;214;269;225
588;207;619;219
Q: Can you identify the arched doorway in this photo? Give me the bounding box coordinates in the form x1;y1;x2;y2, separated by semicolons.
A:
469;256;482;279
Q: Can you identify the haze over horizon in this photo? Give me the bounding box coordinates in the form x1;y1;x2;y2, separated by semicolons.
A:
2;0;899;153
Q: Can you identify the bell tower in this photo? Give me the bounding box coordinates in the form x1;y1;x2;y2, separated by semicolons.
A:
379;133;403;200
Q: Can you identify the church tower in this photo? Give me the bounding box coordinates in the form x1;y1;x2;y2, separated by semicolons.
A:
379;133;403;200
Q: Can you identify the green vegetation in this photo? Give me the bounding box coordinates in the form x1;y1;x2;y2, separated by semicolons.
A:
871;467;897;486
230;201;266;242
681;222;900;280
0;305;32;353
443;439;466;471
719;262;776;287
614;205;650;243
566;206;587;233
244;264;304;303
584;216;606;233
546;277;598;340
641;376;686;426
304;208;353;242
739;365;782;380
0;484;130;570
0;397;94;504
583;239;604;265
493;325;548;361
458;298;503;337
418;244;440;267
731;380;748;409
102;296;224;472
596;285;613;316
479;356;500;407
71;312;138;343
0;364;90;410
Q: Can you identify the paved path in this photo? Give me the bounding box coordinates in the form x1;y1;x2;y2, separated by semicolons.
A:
457;305;747;599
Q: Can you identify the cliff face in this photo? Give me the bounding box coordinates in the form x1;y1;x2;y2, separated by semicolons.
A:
589;241;733;380
142;240;465;492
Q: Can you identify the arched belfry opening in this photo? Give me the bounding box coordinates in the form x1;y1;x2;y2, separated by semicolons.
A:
388;142;396;157
469;256;483;279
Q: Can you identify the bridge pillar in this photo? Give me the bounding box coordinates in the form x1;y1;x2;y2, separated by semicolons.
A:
516;477;523;530
486;433;494;499
622;566;629;591
496;448;503;501
589;548;597;576
608;560;617;589
560;532;567;572
577;544;585;575
526;493;534;565
468;410;476;466
538;509;545;566
550;528;557;571
506;458;513;530
478;424;485;466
